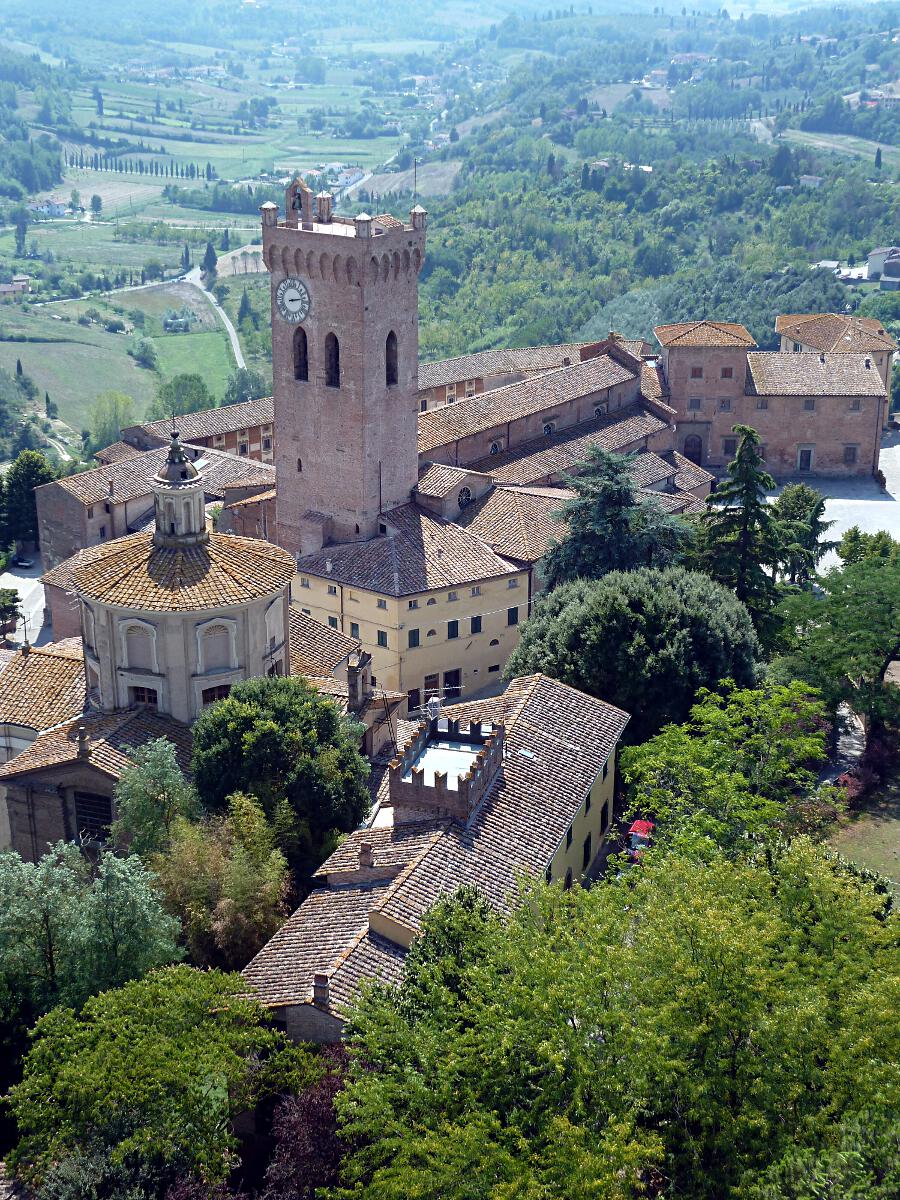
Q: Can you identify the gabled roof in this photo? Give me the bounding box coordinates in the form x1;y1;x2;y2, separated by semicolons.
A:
289;607;359;678
773;313;896;353
129;396;275;443
418;343;597;391
94;440;144;466
654;320;756;348
746;351;886;397
72;531;295;611
0;641;86;733
415;462;492;500
296;502;520;596
0;707;192;781
417;354;637;455
242;674;630;1015
45;446;275;508
455;485;572;564
469;405;670;487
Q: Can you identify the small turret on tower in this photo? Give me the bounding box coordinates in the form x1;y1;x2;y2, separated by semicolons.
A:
152;432;209;548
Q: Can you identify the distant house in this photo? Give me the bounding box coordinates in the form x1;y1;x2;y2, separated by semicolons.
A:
867;246;900;278
0;274;30;302
799;175;823;189
27;200;67;217
880;252;900;290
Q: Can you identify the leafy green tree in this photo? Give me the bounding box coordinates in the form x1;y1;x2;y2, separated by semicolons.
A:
191;677;370;878
0;586;20;632
148;373;213;422
769;482;835;585
339;845;898;1200
201;241;218;279
622;681;832;854
89;193;102;216
112;738;198;857
838;525;900;564
697;425;777;623
222;367;268;409
88;390;135;451
151;793;290;970
506;566;760;741
8;965;314;1186
542;446;692;588
776;557;900;737
4;449;56;546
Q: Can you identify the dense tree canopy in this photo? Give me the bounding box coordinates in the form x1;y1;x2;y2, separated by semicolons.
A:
506;567;760;741
3;449;57;546
112;737;199;857
148;374;214;422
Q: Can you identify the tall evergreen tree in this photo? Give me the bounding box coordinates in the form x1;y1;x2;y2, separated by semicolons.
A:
698;425;777;622
201;242;218;279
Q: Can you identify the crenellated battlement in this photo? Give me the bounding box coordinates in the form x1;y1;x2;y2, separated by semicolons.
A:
388;716;505;825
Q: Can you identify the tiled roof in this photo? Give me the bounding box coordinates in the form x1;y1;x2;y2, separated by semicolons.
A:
94;440;143;466
415;463;491;500
47;447;275;508
135;396;275;442
774;313;896;353
629;449;676;488
640;360;669;402
0;642;86;732
746;351;886;397
470;405;670;487
224;487;277;508
610;332;655;359
0;707;192;781
654;320;756;348
456;485;572;563
417;355;637;455
296;503;520;595
641;488;705;514
243;674;629;1015
669;450;714;493
289;607;359;677
73;531;295;611
42;542;116;593
418;343;595;391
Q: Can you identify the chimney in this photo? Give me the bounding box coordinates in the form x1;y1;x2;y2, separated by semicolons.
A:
316;191;333;223
359;841;374;869
354;212;373;239
819;353;825;364
77;724;90;760
325;558;333;574
409;204;427;231
312;972;329;1007
108;478;114;498
259;201;278;228
865;357;872;369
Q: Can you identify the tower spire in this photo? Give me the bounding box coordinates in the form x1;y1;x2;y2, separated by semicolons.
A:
152;431;208;548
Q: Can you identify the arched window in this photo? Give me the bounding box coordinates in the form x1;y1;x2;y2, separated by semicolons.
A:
197;622;234;673
325;332;340;388
683;434;703;465
124;623;154;671
385;330;398;386
293;326;308;381
457;486;472;509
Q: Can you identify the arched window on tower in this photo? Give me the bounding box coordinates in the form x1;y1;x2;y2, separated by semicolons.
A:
385;330;398;387
293;326;308;381
325;332;340;388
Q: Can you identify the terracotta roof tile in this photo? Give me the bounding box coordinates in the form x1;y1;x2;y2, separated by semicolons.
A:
42;542;115;592
0;707;192;781
133;396;275;443
774;313;896;353
94;440;144;466
746;351;886;397
470;405;670;486
418;343;595;391
73;531;295;611
640;360;669;402
417;354;637;455
46;446;275;508
654;320;756;348
289;608;359;677
455;485;572;563
0;643;86;732
416;463;491;500
297;502;520;595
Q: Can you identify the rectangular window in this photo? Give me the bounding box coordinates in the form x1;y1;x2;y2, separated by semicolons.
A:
408;688;421;711
262;437;272;451
129;686;157;707
424;672;439;699
443;668;462;699
420;398;427;412
87;506;94;519
488;663;500;673
377;630;388;648
301;608;311;615
74;791;112;844
350;622;360;639
508;607;519;626
798;447;814;472
756;397;768;410
99;525;107;539
803;397;816;411
471;585;481;597
447;590;458;602
470;615;482;634
722;437;738;457
719;398;731;412
849;397;861;411
239;444;249;456
793;342;802;352
582;833;592;870
327;584;337;596
445;383;456;400
447;620;459;640
328;616;339;629
465;381;476;398
104;502;111;514
721;366;733;379
843;444;858;466
300;577;310;588
408;627;420;648
377;598;388;610
566;827;573;850
690;366;703;379
202;684;231;706
688;397;702;411
507;578;519;589
600;799;610;833
408;599;419;609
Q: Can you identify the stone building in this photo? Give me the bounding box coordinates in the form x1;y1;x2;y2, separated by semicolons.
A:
116;396;276;463
36;442;275;572
242;673;629;1042
774;313;896;424
654;319;887;477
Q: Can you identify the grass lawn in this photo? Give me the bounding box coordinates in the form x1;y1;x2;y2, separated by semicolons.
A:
781;128;900;169
829;774;900;893
150;329;236;401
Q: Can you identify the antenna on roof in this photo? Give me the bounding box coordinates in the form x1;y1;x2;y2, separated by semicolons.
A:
413;157;418;205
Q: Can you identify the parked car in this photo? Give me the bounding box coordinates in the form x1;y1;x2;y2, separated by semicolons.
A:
11;556;34;568
626;819;654;863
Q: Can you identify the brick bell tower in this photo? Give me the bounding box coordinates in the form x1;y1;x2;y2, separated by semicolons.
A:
261;179;427;558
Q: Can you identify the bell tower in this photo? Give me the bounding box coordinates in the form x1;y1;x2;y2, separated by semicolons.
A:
262;180;427;557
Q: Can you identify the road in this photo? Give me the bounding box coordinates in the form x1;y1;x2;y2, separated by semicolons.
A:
0;554;51;647
184;265;246;369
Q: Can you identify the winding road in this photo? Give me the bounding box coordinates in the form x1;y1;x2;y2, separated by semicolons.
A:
183;265;246;370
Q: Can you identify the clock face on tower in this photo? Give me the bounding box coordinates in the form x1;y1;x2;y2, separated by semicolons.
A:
275;277;311;323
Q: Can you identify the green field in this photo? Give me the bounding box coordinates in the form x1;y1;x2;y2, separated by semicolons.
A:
781;128;900;169
829;774;900;894
150;328;237;399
